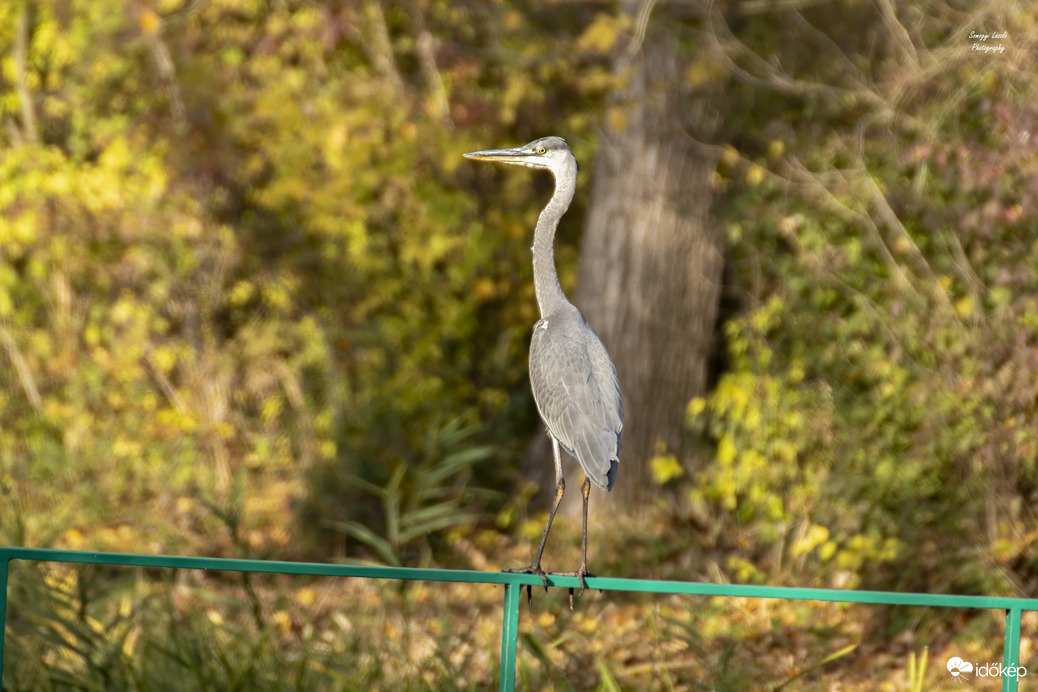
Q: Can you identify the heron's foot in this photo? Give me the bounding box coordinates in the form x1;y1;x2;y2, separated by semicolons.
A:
503;564;550;588
503;564;549;607
549;566;594;609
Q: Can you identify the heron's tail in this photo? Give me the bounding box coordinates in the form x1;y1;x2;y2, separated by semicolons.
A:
574;429;620;492
604;458;619;492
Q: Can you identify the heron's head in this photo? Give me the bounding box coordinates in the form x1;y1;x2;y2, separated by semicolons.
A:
464;136;575;175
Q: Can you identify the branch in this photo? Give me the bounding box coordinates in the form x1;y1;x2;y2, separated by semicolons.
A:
140;10;186;127
415;18;453;128
0;324;41;412
872;0;919;69
618;0;658;69
706;5;931;138
14;0;39;144
363;0;404;95
737;0;829;15
785;156;918;298
141;352;188;414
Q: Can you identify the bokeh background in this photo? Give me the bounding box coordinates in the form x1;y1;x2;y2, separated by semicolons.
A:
2;0;1038;688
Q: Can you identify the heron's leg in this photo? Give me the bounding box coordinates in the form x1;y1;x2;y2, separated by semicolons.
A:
550;475;593;608
504;436;565;593
576;474;591;590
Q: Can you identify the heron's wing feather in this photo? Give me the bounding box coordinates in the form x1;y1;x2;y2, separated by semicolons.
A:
530;309;623;491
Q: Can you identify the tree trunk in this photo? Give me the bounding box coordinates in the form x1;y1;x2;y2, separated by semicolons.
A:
576;15;725;513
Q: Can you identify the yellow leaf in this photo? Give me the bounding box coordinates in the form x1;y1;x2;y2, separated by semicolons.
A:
503;10;522;31
991;537;1018;561
474;277;496;301
152;345;177;373
261;394;283;423
720;145;740;167
63;528;85;549
819;540;837;561
791;524;830;558
578;615;599;634
577;14;622;54
12;211;36;244
328;124;348;151
113;435;142;459
273;610;292;633
745;164;765;186
99;136;131;170
717;436;737;466
650;453;684;484
122;626;140;658
228;280;255;306
726;556;761;583
296;587;317;606
139;9;161;35
685;61;712;87
263;283;292;310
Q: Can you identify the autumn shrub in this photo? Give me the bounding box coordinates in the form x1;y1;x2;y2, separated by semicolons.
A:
0;0;625;567
687;0;1038;597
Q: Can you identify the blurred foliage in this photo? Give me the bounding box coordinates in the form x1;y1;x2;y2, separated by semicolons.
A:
683;0;1038;599
0;0;616;560
321;413;498;566
3;560;498;690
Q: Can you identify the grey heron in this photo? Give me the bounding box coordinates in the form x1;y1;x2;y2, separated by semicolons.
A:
464;136;623;603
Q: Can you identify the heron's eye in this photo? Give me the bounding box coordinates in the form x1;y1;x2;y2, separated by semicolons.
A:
537;147;546;155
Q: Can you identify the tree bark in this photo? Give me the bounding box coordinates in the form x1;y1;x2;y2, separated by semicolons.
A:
575;13;725;513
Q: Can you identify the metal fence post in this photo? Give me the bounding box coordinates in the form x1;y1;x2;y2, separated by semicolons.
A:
498;580;521;692
0;553;8;674
1002;607;1022;692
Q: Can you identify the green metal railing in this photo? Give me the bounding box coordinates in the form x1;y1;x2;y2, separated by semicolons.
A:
1;546;1034;690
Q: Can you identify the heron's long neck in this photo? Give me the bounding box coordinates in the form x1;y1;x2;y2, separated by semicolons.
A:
533;160;577;317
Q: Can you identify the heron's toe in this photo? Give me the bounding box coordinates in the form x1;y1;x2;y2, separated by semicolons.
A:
548;566;596;608
503;564;550;590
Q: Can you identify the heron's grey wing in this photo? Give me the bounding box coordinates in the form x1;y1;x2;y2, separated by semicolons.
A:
529;311;623;491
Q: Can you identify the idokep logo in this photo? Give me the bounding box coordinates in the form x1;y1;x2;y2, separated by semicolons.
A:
946;657;973;681
946;656;1027;682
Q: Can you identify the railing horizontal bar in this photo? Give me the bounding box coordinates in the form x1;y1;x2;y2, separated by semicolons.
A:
4;547;1038;611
